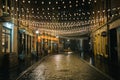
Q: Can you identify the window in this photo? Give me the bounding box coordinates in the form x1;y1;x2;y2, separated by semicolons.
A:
2;27;11;54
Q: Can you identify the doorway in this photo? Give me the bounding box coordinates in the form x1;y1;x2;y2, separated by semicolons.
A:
110;28;118;64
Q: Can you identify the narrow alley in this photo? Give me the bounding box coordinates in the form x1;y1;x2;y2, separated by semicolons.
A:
0;0;120;80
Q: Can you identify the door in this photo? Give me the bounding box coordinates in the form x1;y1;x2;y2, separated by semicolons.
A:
110;28;118;64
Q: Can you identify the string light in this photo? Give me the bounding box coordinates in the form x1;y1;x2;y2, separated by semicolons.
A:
69;1;72;4
76;0;78;3
42;1;44;4
56;1;58;4
52;7;55;10
69;5;72;8
5;0;120;36
28;1;30;3
94;0;97;3
23;0;25;3
49;2;51;4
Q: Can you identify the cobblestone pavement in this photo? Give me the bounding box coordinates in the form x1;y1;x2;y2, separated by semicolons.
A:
18;53;113;80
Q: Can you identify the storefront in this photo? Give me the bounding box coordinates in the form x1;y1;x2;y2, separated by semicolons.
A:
2;22;14;54
18;29;34;56
2;26;12;54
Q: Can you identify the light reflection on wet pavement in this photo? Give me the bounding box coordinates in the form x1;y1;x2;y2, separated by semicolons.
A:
19;53;112;80
79;52;119;80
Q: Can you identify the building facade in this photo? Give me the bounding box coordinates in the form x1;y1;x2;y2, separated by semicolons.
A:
0;0;60;59
91;0;120;66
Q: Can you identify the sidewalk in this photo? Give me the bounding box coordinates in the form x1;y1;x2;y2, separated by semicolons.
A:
17;53;113;80
0;53;42;80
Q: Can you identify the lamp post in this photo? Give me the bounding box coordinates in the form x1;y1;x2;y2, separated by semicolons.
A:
36;30;39;58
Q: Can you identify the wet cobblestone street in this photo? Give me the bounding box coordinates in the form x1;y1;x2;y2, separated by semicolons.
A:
18;53;113;80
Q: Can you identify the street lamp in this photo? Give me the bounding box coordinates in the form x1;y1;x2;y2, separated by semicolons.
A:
36;30;39;58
